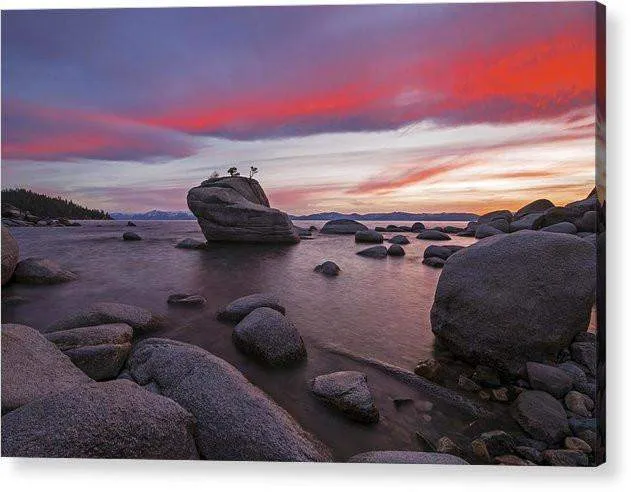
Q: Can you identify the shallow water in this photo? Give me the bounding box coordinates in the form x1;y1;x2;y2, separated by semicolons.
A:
0;220;542;459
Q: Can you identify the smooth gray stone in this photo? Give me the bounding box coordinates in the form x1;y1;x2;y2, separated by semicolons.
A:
314;261;341;276
356;245;388;258
510;391;570;444
310;371;379;423
355;230;383;243
320;219;368;235
217;293;285;322
14;257;78;284
417;230;451;241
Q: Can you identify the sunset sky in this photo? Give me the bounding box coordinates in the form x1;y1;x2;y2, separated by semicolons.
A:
1;3;600;214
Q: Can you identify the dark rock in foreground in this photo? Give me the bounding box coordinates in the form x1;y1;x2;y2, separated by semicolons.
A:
355;230;383;243
510;391;570;444
474;224;504;239
387;244;405;256
187;176;299;243
388;235;410;245
14;257;78;284
321;219;368;235
216;293;285;322
1;226;19;285
45;302;159;335
348;451;469;464
45;323;133;381
314;261;340;276
423;245;464;260
232;307;306;367
431;231;596;375
1;324;92;414
356;245;388;258
1;380;199;459
309;371;379;424
127;338;331;461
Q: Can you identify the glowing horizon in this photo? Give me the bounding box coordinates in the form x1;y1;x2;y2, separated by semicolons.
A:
1;3;601;215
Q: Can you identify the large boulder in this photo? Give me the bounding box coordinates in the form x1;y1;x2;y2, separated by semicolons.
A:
431;231;596;375
1;324;92;414
13;257;78;284
388;235;410;245
533;207;583;229
309;371;379;423
320;219;368;235
541;222;577;235
573;211;598;233
478;210;513;223
509;213;543;232
187;176;299;243
217;293;285;322
387;244;405;256
127;338;331;461
355;230;383;243
514;199;554;219
423;245;464;260
45;323;133;381
1;226;19;285
510;391;570;444
232;307;306;367
1;380;199;459
474;224;504;239
356;245;388;258
45;302;159;335
348;451;468;464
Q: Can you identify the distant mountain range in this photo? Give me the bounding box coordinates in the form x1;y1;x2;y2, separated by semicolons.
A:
110;210;195;220
290;211;479;221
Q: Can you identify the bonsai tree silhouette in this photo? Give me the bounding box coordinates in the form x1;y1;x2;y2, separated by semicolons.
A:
249;166;258;179
227;166;240;177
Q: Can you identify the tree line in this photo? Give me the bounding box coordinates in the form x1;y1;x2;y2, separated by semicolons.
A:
1;188;111;220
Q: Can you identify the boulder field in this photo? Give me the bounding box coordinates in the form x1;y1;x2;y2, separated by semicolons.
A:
187;176;299;243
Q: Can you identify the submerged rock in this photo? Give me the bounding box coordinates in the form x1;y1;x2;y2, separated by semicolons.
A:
45;323;133;381
355;230;383;243
175;238;206;249
127;338;331;461
1;380;199;459
167;293;207;306
321;219;368;235
356;245;388;258
431;231;596;375
348;451;469;464
187;176;299;243
217;293;285;322
122;231;142;241
45;302;159;335
232;307;306;367
417;230;451;241
309;371;379;423
510;391;570;444
1;226;19;285
1;324;92;414
14;257;78;284
388;235;410;245
422;257;446;268
314;261;341;276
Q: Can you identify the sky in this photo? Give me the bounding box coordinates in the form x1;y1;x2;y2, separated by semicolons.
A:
1;3;601;214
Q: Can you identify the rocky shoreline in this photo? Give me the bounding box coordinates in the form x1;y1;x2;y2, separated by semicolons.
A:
0;184;604;465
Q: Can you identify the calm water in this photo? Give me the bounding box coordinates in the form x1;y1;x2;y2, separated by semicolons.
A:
3;219;490;459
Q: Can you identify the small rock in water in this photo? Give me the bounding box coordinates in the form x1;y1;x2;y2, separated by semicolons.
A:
526;362;573;399
416;230;451;241
422;256;446;268
310;371;379;424
123;232;142;241
354;230;383;243
314;261;340;276
127;221;137;227
542;449;588;467
356;245;387;259
387;244;405;256
564;436;592;453
388;235;410;245
232;307;306;367
14;257;78;285
217;293;285;322
167;294;207;306
175;238;205;249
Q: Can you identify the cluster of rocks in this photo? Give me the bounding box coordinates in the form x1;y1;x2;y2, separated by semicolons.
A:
1;301;332;460
456;191;600;241
2;204;81;228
